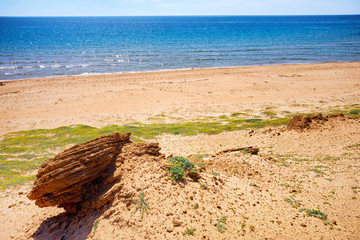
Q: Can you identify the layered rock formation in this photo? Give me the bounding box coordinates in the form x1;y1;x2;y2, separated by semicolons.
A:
287;113;345;131
27;132;163;214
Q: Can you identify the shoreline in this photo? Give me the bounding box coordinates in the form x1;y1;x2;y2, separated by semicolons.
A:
0;62;359;136
1;61;359;83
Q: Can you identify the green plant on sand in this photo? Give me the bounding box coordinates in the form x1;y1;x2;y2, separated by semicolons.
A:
131;192;149;217
216;216;227;233
168;156;198;182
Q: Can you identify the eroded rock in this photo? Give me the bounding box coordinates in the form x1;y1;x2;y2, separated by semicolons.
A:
27;132;163;215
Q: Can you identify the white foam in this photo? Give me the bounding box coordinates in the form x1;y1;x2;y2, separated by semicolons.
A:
50;64;62;68
0;66;17;70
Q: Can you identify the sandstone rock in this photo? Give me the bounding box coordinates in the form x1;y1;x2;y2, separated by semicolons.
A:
28;132;133;214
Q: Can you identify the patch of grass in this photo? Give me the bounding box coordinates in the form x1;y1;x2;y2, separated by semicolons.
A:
262;111;277;118
211;171;219;176
192;203;199;210
300;208;327;221
131;192;149;217
245;118;262;123
321;156;339;162
168;156;197;182
249;225;255;232
230;112;246;117
309;168;325;177
349;109;360;115
281;183;290;188
216;216;227;233
0;114;293;189
284;197;302;208
345;143;360;150
200;183;208;190
194;154;209;160
196;162;206;168
92;219;99;233
183;228;196;236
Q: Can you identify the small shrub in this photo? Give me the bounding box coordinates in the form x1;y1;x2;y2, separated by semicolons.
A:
168;156;198;182
284;197;302;208
249;225;255;232
216;216;227;233
200;183;208;190
196;162;206;168
132;192;149;217
300;208;327;221
183;227;196;236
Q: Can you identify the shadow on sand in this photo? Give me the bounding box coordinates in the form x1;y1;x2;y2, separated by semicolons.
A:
32;207;108;240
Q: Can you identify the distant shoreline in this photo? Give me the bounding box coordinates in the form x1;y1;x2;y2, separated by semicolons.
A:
1;61;359;83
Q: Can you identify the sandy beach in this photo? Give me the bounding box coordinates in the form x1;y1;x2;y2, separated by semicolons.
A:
1;62;359;136
0;62;360;240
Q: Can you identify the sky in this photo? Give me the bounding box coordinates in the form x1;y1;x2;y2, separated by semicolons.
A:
0;0;359;16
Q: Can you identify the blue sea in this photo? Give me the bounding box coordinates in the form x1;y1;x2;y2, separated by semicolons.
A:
0;15;360;81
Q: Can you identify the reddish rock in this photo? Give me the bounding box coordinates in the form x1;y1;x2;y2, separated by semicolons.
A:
27;132;154;214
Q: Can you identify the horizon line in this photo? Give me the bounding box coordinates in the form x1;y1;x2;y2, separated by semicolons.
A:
1;14;359;17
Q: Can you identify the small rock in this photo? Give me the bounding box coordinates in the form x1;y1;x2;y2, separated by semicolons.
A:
301;223;307;227
172;220;181;227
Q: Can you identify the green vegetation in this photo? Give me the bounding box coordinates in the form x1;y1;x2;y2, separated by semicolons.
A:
183;228;196;236
349;109;360;115
192;203;199;210
284;197;302;208
262;111;277;118
200;183;208;190
168;156;198;182
0;114;294;189
93;219;99;233
309;168;325;177
132;192;149;217
2;107;357;190
300;208;327;221
216;216;227;233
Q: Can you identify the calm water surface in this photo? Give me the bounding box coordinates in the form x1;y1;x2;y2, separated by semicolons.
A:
0;15;359;80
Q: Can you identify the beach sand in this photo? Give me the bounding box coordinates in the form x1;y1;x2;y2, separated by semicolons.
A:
0;62;359;240
0;62;359;135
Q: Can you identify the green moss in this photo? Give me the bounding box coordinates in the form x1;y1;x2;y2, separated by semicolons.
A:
0;114;294;189
349;109;360;115
262;111;277;118
245;118;262;123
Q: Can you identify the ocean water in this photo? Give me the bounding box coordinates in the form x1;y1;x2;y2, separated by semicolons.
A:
0;15;360;81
